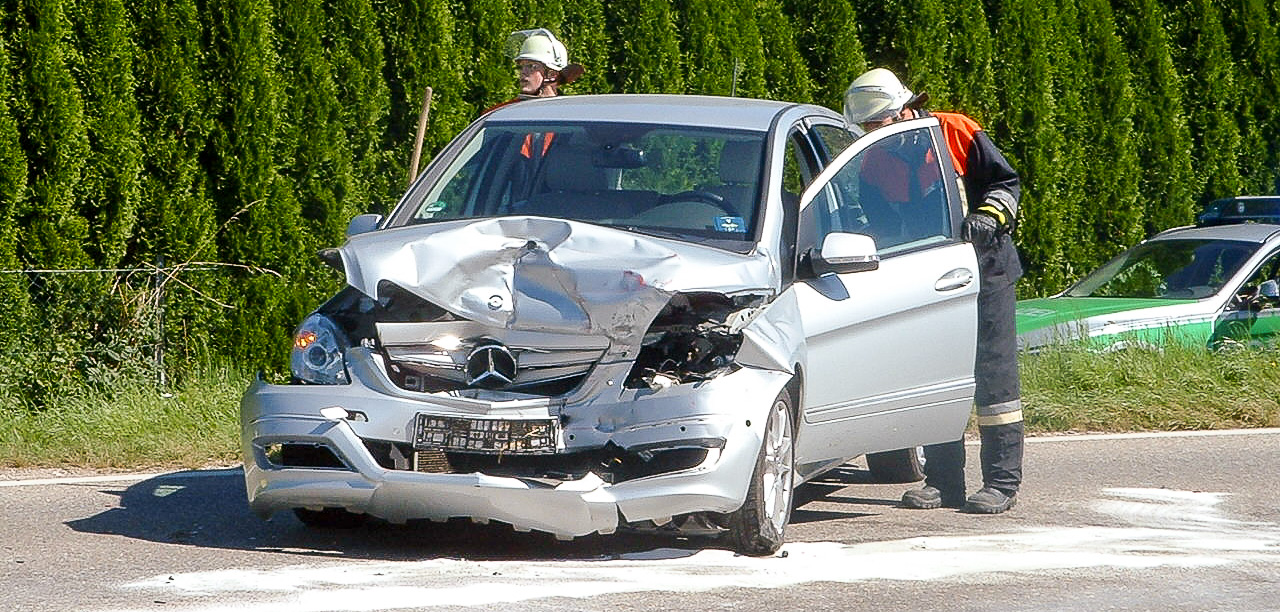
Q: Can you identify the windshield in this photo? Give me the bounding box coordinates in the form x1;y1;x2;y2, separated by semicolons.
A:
390;121;766;245
1064;238;1257;299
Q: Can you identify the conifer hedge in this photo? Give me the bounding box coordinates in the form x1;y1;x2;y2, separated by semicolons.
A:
0;0;1278;381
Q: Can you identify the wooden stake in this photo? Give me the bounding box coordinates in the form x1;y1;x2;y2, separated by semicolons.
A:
408;86;434;186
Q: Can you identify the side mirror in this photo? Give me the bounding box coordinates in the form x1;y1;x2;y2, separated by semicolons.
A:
1260;279;1279;299
346;214;383;236
810;232;879;275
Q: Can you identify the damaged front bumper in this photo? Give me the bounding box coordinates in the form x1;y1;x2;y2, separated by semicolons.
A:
241;348;791;539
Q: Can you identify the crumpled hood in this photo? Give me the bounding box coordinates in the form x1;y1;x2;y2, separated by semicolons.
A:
339;217;775;342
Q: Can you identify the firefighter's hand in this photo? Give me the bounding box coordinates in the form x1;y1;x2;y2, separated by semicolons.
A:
961;212;1000;249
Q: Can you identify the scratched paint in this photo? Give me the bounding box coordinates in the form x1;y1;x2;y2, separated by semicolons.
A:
100;488;1280;612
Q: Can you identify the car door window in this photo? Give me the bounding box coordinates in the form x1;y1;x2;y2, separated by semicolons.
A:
802;122;952;256
810;124;857;162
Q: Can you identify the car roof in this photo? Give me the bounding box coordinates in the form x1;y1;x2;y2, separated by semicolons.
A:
483;94;838;132
1150;222;1280;243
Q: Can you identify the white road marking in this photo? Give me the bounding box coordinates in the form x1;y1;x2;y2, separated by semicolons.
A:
94;487;1280;612
0;468;241;487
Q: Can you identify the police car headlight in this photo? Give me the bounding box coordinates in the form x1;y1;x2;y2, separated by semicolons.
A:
290;314;350;385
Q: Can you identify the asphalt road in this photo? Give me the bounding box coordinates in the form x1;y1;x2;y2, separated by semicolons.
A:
3;429;1278;612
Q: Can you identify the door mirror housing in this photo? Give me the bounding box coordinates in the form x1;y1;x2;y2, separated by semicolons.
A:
810;232;879;275
1260;279;1279;299
346;214;383;237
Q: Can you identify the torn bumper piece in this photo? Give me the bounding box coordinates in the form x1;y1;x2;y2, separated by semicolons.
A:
241;367;790;540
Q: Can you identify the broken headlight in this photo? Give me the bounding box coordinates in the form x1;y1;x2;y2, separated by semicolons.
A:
291;313;350;385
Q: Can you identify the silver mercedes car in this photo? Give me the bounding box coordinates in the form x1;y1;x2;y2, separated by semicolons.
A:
241;94;980;555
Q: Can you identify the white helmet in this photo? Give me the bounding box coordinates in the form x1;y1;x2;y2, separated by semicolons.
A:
508;28;569;71
843;68;915;124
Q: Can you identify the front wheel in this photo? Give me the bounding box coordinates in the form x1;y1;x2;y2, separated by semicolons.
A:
727;389;795;556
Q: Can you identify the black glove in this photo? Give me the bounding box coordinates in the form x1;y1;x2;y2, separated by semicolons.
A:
961;212;1000;249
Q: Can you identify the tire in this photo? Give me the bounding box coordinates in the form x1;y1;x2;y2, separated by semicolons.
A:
866;447;925;483
728;389;795;556
292;507;368;529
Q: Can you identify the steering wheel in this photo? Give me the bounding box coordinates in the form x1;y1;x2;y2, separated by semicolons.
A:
661;190;730;211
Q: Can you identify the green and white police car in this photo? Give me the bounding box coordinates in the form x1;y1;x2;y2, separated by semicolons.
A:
1017;196;1280;351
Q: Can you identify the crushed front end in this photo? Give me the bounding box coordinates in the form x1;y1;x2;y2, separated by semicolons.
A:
241;218;798;539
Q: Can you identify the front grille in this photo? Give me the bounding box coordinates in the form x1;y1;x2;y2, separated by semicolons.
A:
376;322;610;395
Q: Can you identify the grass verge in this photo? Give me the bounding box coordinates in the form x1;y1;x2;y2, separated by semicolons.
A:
0;362;246;470
2;344;1278;471
1022;343;1280;432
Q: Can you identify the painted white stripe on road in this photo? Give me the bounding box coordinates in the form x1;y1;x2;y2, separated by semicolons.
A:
0;468;240;487
1024;427;1280;443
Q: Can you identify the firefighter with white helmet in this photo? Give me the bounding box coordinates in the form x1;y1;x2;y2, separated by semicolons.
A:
846;67;1025;515
495;28;584;106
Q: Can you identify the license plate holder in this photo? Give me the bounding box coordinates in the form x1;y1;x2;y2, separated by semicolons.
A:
413;414;559;454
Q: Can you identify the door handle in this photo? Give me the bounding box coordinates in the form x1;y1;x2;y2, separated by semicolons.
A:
935;268;974;292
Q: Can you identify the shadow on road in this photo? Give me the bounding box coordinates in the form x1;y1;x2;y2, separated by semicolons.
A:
65;463;898;561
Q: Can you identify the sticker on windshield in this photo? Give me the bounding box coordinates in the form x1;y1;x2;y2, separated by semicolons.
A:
714;216;747;233
416;201;449;219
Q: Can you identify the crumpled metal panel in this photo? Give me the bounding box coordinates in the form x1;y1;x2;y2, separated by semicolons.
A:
735;290;804;374
339;218;776;344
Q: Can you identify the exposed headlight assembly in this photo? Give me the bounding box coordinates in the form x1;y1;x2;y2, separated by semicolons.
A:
291;313;350;384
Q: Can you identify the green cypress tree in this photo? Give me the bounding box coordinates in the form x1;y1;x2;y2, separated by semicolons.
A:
1069;0;1142;262
1170;0;1242;204
378;0;473;193
675;0;767;97
273;0;358;250
0;32;26;271
324;0;392;213
782;0;866;111
1041;0;1093;278
559;0;610;94
1222;0;1280;194
0;32;30;327
206;0;309;364
205;0;295;265
755;0;815;103
989;0;1065;294
67;0;142;268
1113;0;1197;234
127;0;223;371
603;0;684;94
6;0;91;269
943;1;997;124
459;0;518;110
129;0;217;263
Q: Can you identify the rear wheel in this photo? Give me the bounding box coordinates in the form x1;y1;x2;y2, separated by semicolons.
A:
292;507;368;529
728;389;795;556
866;447;925;483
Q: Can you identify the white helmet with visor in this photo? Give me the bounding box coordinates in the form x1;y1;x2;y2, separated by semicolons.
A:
507;28;569;71
843;68;916;125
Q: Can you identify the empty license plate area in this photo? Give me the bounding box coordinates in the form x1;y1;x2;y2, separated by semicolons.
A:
414;414;559;454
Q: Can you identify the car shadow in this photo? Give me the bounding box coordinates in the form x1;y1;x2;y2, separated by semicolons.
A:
66;464;903;561
789;466;904;524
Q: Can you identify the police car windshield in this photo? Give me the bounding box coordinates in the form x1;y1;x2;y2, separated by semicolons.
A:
393;122;766;244
1065;238;1257;299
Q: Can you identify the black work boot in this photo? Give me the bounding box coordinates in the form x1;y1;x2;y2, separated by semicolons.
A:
901;485;965;509
901;440;966;509
961;486;1016;514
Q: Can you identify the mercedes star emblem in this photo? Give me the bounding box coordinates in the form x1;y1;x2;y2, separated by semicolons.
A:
465;343;518;388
